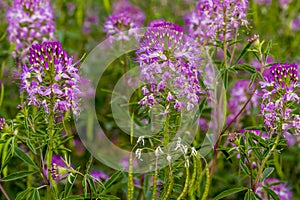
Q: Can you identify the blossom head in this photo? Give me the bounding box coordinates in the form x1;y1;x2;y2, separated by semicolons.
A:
104;12;138;41
112;0;145;26
269;63;298;88
49;155;71;181
137;20;203;111
6;0;55;64
20;42;80;116
259;62;299;133
184;0;249;44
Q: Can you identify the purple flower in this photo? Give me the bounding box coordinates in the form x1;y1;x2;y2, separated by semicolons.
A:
6;0;55;65
49;155;70;181
256;178;292;200
184;0;248;44
104;12;138;42
259;63;299;134
90;170;109;181
82;9;99;34
291;15;300;31
136;20;204;111
20;42;80;116
280;0;292;8
0;118;5;130
112;0;145;26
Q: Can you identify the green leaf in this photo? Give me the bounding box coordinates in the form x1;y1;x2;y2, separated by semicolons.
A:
99;194;120;200
214;187;248;200
63;195;85;200
240;161;251;176
14;147;38;169
25;139;37;154
15;188;33;200
64;173;78;198
28;188;40;200
103;170;123;190
261;167;274;182
236;42;252;64
244;190;257;200
263;186;280;200
1;170;37;182
234;64;257;74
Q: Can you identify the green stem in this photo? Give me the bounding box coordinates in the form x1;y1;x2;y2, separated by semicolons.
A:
46;105;57;199
252;131;282;191
163;114;170;146
274;153;284;179
127;114;134;200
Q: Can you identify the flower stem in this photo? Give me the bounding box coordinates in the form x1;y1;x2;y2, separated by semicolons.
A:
46;97;58;198
252;131;282;191
0;183;10;200
127;114;134;200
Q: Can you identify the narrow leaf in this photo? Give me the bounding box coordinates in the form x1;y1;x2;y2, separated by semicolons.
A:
14;146;38;169
263;186;280;200
261;167;274;182
214;187;248;200
236;42;252;64
1;170;37;182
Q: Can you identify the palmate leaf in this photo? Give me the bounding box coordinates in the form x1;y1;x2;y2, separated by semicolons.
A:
213;187;248;200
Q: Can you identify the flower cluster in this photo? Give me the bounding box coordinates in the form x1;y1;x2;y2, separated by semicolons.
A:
260;63;299;135
104;12;138;41
256;178;292;200
227;80;259;128
136;20;204;111
104;0;144;41
6;0;55;65
20;42;80;116
184;0;249;44
49;155;70;181
112;0;145;26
